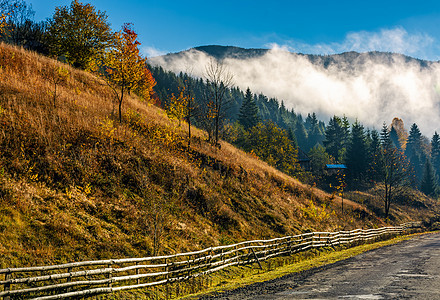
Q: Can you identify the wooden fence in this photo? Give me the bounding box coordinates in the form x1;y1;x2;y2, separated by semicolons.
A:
0;222;421;300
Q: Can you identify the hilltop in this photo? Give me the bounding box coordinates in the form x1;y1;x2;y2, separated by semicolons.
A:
0;43;435;268
158;45;432;71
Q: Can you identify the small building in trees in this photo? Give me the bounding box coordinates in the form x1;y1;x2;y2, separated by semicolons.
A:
325;164;347;175
297;148;311;171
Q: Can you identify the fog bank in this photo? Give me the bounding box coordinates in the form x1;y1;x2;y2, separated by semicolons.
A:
150;46;440;136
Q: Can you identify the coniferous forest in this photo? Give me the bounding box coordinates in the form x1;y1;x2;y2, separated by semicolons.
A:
150;65;440;203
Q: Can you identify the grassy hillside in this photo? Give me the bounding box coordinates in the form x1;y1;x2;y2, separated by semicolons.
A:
0;43;433;268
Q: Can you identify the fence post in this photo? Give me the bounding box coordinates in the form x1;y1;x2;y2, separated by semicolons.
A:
4;271;11;300
66;267;72;293
108;260;113;290
165;258;169;300
187;255;192;279
235;245;239;265
136;262;140;285
249;246;262;270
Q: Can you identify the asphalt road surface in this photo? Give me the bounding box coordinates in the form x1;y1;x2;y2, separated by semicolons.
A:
199;232;440;299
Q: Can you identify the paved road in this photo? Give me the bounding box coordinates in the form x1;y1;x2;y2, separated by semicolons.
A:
200;232;440;299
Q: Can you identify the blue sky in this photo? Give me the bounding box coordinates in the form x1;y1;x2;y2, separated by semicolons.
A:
29;0;440;60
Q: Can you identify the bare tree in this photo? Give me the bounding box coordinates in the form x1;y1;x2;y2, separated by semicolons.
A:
203;58;233;146
376;122;413;219
182;73;197;149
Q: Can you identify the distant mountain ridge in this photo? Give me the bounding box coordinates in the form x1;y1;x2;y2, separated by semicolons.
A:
161;45;433;70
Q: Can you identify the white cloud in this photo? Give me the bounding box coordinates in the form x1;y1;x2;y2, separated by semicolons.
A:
284;27;438;61
149;28;440;136
142;46;167;58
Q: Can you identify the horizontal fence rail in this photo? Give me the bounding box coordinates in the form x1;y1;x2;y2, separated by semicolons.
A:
0;222;421;299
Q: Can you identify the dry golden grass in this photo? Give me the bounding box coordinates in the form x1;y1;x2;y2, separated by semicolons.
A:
0;43;428;269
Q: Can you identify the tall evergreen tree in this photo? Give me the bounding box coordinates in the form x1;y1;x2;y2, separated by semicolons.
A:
431;132;440;184
380;122;392;149
323;116;345;162
390;127;402;150
405;123;424;184
420;159;438;197
346;121;368;182
341;115;351;149
294;120;308;150
368;129;384;182
238;87;260;130
306;113;323;149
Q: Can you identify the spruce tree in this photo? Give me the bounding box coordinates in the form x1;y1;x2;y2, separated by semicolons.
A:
368;129;384;182
307;113;323;149
238;87;260;130
380;122;392;149
346;121;368;182
431;132;440;184
323;116;345;162
390;127;402;150
420;159;438;197
294;120;308;150
405;123;424;184
341;115;351;149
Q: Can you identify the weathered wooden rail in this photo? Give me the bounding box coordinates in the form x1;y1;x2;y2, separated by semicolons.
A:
0;222;421;299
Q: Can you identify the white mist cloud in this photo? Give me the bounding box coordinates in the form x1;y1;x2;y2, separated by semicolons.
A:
142;46;167;58
282;27;438;61
149;30;440;136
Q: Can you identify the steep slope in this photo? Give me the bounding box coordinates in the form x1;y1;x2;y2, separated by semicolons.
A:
0;43;426;268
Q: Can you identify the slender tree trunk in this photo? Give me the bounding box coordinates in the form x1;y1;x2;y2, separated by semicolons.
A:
53;82;57;108
119;87;124;123
215;114;219;145
188;115;191;149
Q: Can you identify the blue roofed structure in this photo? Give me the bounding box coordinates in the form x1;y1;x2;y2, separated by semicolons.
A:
325;164;347;169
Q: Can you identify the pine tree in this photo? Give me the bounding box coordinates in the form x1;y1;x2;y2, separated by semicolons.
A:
368;129;384;182
431;132;440;184
341;115;350;149
238;87;260;130
307;113;323;149
323;116;345;162
380;122;392;149
390;127;402;150
294;120;308;150
346;120;368;182
405;123;424;184
287;127;298;148
420;159;438;197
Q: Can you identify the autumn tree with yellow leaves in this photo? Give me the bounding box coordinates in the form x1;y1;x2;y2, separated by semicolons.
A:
46;0;113;69
0;13;5;34
166;89;188;127
97;23;155;123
